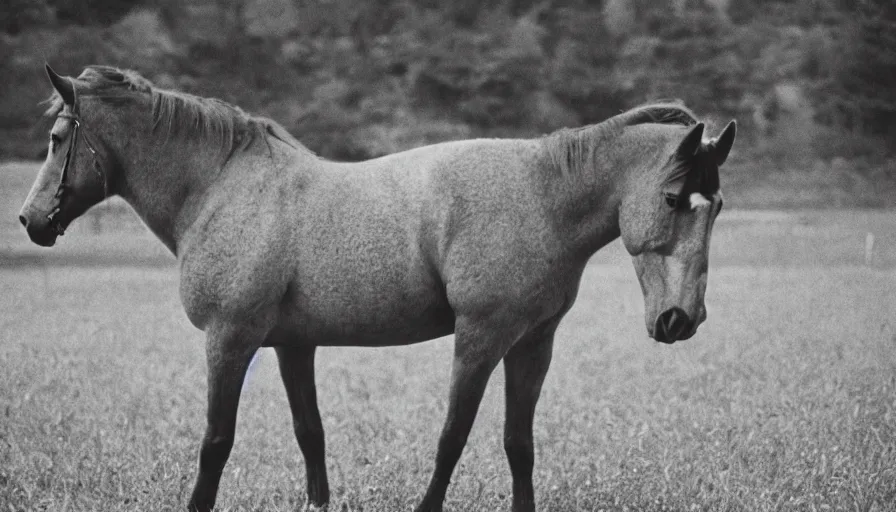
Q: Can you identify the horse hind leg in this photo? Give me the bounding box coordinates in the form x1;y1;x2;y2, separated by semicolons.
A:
188;320;266;512
275;345;330;508
502;321;557;512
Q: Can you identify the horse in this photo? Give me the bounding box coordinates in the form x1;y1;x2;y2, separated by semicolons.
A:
19;65;735;512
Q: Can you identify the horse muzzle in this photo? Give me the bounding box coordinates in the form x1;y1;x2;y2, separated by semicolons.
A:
649;307;697;344
18;209;62;247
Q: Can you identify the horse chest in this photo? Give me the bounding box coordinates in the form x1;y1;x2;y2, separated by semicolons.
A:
178;241;291;330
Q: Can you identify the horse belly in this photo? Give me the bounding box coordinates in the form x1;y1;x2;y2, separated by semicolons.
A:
279;169;456;346
280;269;455;347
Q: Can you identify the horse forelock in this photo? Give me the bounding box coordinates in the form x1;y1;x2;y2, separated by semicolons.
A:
690;144;721;196
664;141;721;208
42;65;316;162
622;104;722;200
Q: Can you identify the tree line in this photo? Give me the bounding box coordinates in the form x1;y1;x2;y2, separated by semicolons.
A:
1;0;894;172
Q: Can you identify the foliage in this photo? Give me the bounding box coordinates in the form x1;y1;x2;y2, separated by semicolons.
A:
820;0;896;141
1;0;894;184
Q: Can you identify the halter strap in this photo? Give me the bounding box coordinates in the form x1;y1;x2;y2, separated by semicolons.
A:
46;84;109;231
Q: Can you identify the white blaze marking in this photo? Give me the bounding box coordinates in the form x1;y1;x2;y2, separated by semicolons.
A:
688;192;711;209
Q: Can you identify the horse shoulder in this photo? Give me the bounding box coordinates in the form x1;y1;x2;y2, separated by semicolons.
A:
176;162;304;329
428;140;577;317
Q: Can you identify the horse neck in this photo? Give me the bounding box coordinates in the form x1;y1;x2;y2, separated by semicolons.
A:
542;126;659;257
111;118;225;254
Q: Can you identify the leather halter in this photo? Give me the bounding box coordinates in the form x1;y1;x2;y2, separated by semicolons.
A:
47;96;108;235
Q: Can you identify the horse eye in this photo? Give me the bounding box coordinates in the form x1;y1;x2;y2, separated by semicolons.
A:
50;134;60;151
664;193;679;209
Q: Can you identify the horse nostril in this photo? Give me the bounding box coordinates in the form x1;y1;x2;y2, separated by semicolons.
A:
658;307;691;341
18;214;28;228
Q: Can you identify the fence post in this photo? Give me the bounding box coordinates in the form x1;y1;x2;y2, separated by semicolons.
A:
865;232;875;266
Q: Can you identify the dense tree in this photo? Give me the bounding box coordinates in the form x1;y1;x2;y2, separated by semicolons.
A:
1;0;894;165
824;0;896;142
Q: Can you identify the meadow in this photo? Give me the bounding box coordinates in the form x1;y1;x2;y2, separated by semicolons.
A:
1;162;894;511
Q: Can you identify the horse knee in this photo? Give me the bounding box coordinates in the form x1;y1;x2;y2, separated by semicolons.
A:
199;434;234;473
503;435;534;472
295;421;323;443
295;423;325;455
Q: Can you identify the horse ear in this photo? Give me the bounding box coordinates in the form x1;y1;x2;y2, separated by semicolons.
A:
675;122;704;158
45;63;75;105
712;120;736;166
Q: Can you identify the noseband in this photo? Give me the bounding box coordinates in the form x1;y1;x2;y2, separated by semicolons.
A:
48;101;108;235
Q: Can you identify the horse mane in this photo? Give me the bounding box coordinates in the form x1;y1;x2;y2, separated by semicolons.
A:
545;102;699;176
44;65;315;162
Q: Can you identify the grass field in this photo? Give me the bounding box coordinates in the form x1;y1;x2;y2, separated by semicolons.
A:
1;162;895;511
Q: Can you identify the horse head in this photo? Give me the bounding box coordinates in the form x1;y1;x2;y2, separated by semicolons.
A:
19;65;112;246
619;119;736;343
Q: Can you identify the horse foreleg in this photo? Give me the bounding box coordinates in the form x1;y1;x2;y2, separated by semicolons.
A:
502;325;556;512
275;345;330;508
188;321;263;512
415;318;515;512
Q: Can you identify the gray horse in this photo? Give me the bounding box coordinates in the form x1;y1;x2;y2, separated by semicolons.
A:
19;65;735;512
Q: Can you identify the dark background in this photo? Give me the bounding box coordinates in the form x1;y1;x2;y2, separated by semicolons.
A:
2;0;895;206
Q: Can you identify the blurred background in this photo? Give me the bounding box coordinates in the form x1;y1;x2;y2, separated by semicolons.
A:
3;4;896;510
1;0;895;208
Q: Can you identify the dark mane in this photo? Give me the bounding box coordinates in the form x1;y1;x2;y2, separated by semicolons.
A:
44;65;314;161
545;102;699;176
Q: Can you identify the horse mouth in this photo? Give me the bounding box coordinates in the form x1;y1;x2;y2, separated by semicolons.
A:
20;204;67;247
25;223;62;247
49;219;67;238
651;329;696;344
31;230;59;247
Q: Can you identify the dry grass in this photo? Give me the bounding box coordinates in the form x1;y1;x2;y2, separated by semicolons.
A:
1;162;895;511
